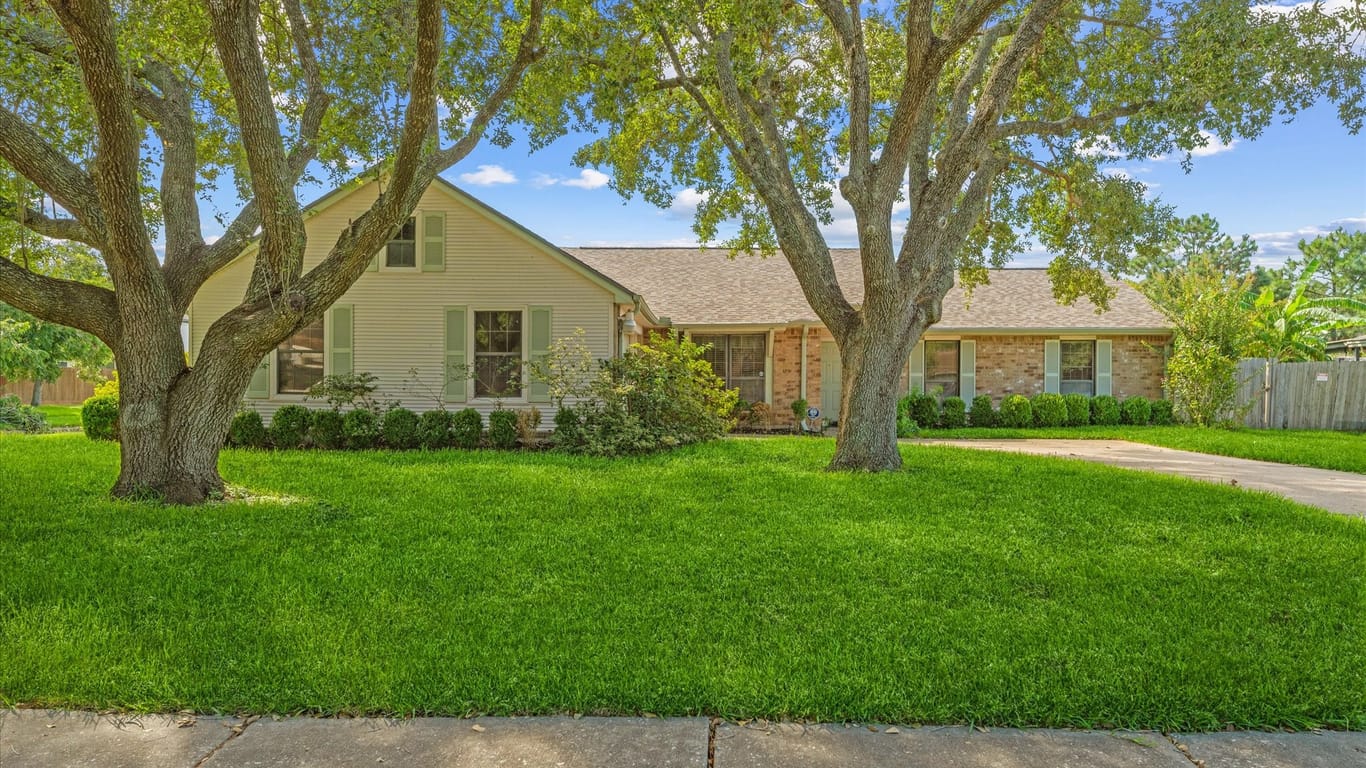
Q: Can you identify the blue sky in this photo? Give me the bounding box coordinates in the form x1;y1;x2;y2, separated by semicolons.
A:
414;99;1364;269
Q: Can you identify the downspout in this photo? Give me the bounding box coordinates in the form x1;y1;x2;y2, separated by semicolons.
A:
799;325;808;402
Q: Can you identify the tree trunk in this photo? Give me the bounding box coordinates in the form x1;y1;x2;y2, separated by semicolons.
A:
30;379;42;407
828;318;920;472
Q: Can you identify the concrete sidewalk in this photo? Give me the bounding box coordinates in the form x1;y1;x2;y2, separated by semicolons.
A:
3;710;1364;768
917;439;1366;518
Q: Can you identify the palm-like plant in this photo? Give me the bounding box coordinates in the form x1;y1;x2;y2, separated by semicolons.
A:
1246;260;1366;362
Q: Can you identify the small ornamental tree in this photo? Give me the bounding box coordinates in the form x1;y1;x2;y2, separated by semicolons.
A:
0;0;570;503
577;0;1364;471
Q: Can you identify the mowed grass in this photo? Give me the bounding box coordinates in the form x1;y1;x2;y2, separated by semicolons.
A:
918;425;1366;474
35;404;82;427
0;434;1363;730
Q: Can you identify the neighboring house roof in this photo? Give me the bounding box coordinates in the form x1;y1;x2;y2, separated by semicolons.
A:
569;248;1171;332
1326;335;1366;351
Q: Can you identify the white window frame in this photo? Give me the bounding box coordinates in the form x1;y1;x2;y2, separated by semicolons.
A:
380;217;419;272
470;306;529;404
1059;338;1097;396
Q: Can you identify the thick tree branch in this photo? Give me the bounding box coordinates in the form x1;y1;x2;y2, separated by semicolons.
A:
0;196;102;247
0;254;119;343
0;103;106;241
941;0;1012;52
993;102;1157;139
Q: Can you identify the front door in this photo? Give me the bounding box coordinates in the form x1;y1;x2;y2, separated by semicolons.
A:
820;341;841;424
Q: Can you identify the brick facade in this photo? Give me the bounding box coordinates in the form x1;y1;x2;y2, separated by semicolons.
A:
760;329;1170;427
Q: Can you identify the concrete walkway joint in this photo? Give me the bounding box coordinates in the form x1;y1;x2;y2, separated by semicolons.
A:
3;711;1363;767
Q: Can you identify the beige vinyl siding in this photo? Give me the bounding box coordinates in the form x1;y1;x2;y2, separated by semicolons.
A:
189;181;615;422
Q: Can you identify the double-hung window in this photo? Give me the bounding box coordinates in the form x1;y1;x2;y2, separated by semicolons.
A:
1060;340;1096;395
924;340;960;397
474;310;523;398
276;318;325;394
385;218;417;269
693;333;766;403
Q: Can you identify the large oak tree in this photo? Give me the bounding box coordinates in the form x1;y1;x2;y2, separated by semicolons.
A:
0;0;571;502
577;0;1365;470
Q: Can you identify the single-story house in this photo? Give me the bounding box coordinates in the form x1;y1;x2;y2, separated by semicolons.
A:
189;179;1174;427
1326;335;1365;361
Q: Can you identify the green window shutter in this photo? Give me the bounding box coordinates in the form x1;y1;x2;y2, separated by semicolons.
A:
246;357;270;399
1044;339;1061;394
444;306;468;402
1096;339;1113;396
909;341;925;393
528;305;553;404
959;340;976;400
329;304;354;376
421;211;446;272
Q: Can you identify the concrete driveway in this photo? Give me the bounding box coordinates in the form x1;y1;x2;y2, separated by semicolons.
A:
918;439;1366;519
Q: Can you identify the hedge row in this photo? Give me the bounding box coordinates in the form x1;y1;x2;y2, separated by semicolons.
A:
898;391;1174;431
227;405;525;451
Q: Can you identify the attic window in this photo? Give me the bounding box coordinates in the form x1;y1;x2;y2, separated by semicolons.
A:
385;218;417;268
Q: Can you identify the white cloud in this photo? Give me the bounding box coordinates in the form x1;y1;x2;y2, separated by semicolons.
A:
458;164;518;186
562;169;612;190
1074;134;1125;160
1188;131;1238;157
532;168;612;190
666;188;709;219
1248;215;1366;264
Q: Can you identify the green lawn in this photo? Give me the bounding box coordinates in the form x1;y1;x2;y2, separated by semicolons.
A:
917;425;1366;474
1;434;1363;730
36;404;83;428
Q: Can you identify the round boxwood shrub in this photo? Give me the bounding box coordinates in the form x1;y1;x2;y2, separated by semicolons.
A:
417;409;455;449
969;394;996;427
1121;396;1153;426
940;396;967;428
1063;393;1091;426
80;393;119;441
451;408;483;449
1091;395;1121;426
553;406;583;449
1032;393;1067;427
343;408;380;449
382;407;420;449
228;410;267;448
1150;398;1176;426
309;409;345;449
905;392;939;430
487;409;518;450
998;394;1033;428
270;404;312;449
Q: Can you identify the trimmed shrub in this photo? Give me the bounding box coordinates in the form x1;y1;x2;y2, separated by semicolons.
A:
309;409;346;449
900;391;938;429
940;396;967;428
969;395;996;427
1150;398;1176;426
999;394;1033;428
451;408;483;449
342;408;380;449
1091;395;1122;426
553;405;584;448
1063;393;1091;426
270;404;312;449
1121;396;1153;426
382;407;420;449
0;394;47;433
896;415;918;438
81;393;119;441
227;410;267;448
417;409;455;449
790;398;808;429
487;409;518;450
1032;393;1067;427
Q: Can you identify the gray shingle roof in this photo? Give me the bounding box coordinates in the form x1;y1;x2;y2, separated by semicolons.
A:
568;248;1171;332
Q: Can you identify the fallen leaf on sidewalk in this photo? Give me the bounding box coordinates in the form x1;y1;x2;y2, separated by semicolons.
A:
885;727;901;734
471;724;486;733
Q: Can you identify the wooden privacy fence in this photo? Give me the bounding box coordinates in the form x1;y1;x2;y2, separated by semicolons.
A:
1233;358;1366;431
0;367;101;405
